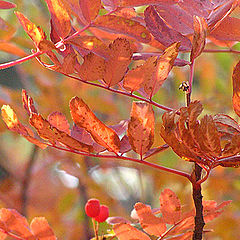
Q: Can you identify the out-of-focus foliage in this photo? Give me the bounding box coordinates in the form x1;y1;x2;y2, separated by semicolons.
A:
0;0;240;239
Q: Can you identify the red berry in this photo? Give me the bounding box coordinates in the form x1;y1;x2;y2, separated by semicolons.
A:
85;199;100;218
94;205;109;223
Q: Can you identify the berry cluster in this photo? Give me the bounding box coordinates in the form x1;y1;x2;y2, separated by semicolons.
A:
85;198;109;223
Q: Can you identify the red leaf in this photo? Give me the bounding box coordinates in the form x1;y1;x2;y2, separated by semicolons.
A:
0;0;16;9
134;202;166;236
144;6;192;50
116;0;178;7
159;189;181;224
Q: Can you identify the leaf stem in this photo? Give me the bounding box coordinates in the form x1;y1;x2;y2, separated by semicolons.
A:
0;51;43;70
59;72;176;113
47;144;191;180
186;60;195;106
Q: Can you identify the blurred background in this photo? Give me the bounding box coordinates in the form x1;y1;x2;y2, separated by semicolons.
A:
0;0;240;239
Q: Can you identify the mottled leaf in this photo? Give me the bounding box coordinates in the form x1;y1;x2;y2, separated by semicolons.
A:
30;217;56;240
159;189;181;224
143;42;180;97
47;111;70;134
113;223;151;240
29;113;93;153
123;56;157;92
69;97;120;153
127;102;154;156
45;0;71;38
144;6;192;50
93;15;151;43
232;60;240;117
76;52;105;82
190;16;207;62
103;38;132;87
134;202;166;236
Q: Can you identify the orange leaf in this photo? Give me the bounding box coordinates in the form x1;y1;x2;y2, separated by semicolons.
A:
127;102;155;156
79;0;101;23
30;217;56;240
159;189;181;224
29;113;93;153
69;97;120;153
123;56;157;92
47;111;70;134
0;42;26;57
113;223;151;240
103;38;132;87
1;105;47;149
117;0;178;7
93;15;151;43
45;0;71;38
144;42;180;98
15;11;46;47
134;202;166;236
0;209;34;239
61;52;77;74
76;52;105;82
232;60;240;117
190;16;207;62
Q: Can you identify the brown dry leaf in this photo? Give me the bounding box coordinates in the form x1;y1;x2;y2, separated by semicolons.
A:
222;135;240;157
127;102;155;156
195;115;222;158
113;223;151;240
134;202;166;236
159;189;181;224
232;60;240;117
160;111;198;162
103;38;132;87
1;105;47;149
123;56;157;92
79;0;101;23
144;42;180;98
93;15;151;43
15;11;45;48
0;209;34;239
47;111;70;134
45;0;71;38
29;113;93;153
190;16;207;62
69;97;120;153
30;217;56;240
77;52;105;82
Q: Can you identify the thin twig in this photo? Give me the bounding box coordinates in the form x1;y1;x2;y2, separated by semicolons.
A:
58;72;177;113
21;145;39;217
47;144;191;180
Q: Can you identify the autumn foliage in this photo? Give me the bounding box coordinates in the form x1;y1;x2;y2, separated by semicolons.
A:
1;0;240;239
